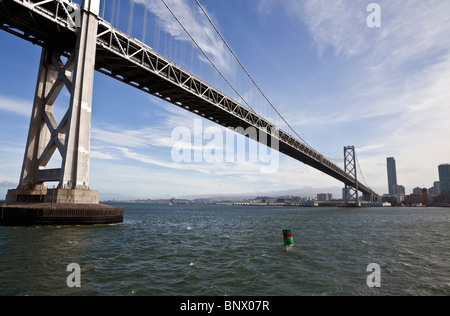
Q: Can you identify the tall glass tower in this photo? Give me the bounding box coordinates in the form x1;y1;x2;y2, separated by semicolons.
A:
387;157;398;195
438;164;450;194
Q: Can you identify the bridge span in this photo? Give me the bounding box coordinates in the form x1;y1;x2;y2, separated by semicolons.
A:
0;0;379;213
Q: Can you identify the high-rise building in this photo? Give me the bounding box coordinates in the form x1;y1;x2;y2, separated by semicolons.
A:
393;184;405;195
386;157;398;195
434;181;441;195
438;164;450;194
413;187;422;196
393;184;405;202
422;188;429;205
429;182;440;199
342;187;347;200
317;193;333;201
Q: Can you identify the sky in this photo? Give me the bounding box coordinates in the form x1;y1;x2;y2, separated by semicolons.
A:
1;0;450;200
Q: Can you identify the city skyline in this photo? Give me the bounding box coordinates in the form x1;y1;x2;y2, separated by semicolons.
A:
1;1;450;200
385;157;447;196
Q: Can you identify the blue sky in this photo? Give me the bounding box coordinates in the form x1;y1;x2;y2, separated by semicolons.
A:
1;0;450;200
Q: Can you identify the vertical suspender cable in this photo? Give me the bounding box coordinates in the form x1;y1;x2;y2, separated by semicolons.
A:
154;16;160;52
160;0;256;113
101;0;106;19
190;41;194;73
142;0;148;43
110;0;116;25
116;0;121;28
128;0;134;36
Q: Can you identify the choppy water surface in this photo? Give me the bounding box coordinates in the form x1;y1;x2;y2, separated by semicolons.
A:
0;204;449;296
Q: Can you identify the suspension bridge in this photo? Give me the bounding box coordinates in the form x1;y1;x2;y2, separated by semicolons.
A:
0;0;379;225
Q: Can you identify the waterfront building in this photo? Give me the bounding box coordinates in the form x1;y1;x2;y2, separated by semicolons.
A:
413;187;422;196
404;194;424;206
429;182;440;201
317;193;333;201
393;184;405;202
434;181;441;195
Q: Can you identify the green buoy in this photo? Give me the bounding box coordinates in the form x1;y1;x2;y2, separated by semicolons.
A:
283;228;294;246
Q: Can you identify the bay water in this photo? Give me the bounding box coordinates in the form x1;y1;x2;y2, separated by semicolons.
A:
0;204;449;296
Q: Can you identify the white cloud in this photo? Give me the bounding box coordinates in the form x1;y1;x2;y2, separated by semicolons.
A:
290;0;367;58
90;148;118;160
89;151;341;199
132;0;231;73
275;0;450;126
116;146;184;170
368;1;450;70
258;0;275;17
279;0;450;61
0;93;73;122
0;95;31;117
353;53;450;192
91;126;172;148
254;0;450;194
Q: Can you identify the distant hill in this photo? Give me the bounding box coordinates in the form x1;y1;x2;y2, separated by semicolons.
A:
0;181;16;188
177;186;343;202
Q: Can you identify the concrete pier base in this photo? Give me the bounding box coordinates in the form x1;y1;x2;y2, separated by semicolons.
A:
0;202;123;226
4;189;121;226
6;189;99;204
5;189;48;203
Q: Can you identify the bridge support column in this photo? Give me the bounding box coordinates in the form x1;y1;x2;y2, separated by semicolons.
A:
0;0;123;225
1;1;123;226
7;0;100;204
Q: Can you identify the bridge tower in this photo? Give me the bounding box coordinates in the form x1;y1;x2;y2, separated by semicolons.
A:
6;0;100;204
344;146;360;207
2;0;123;225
